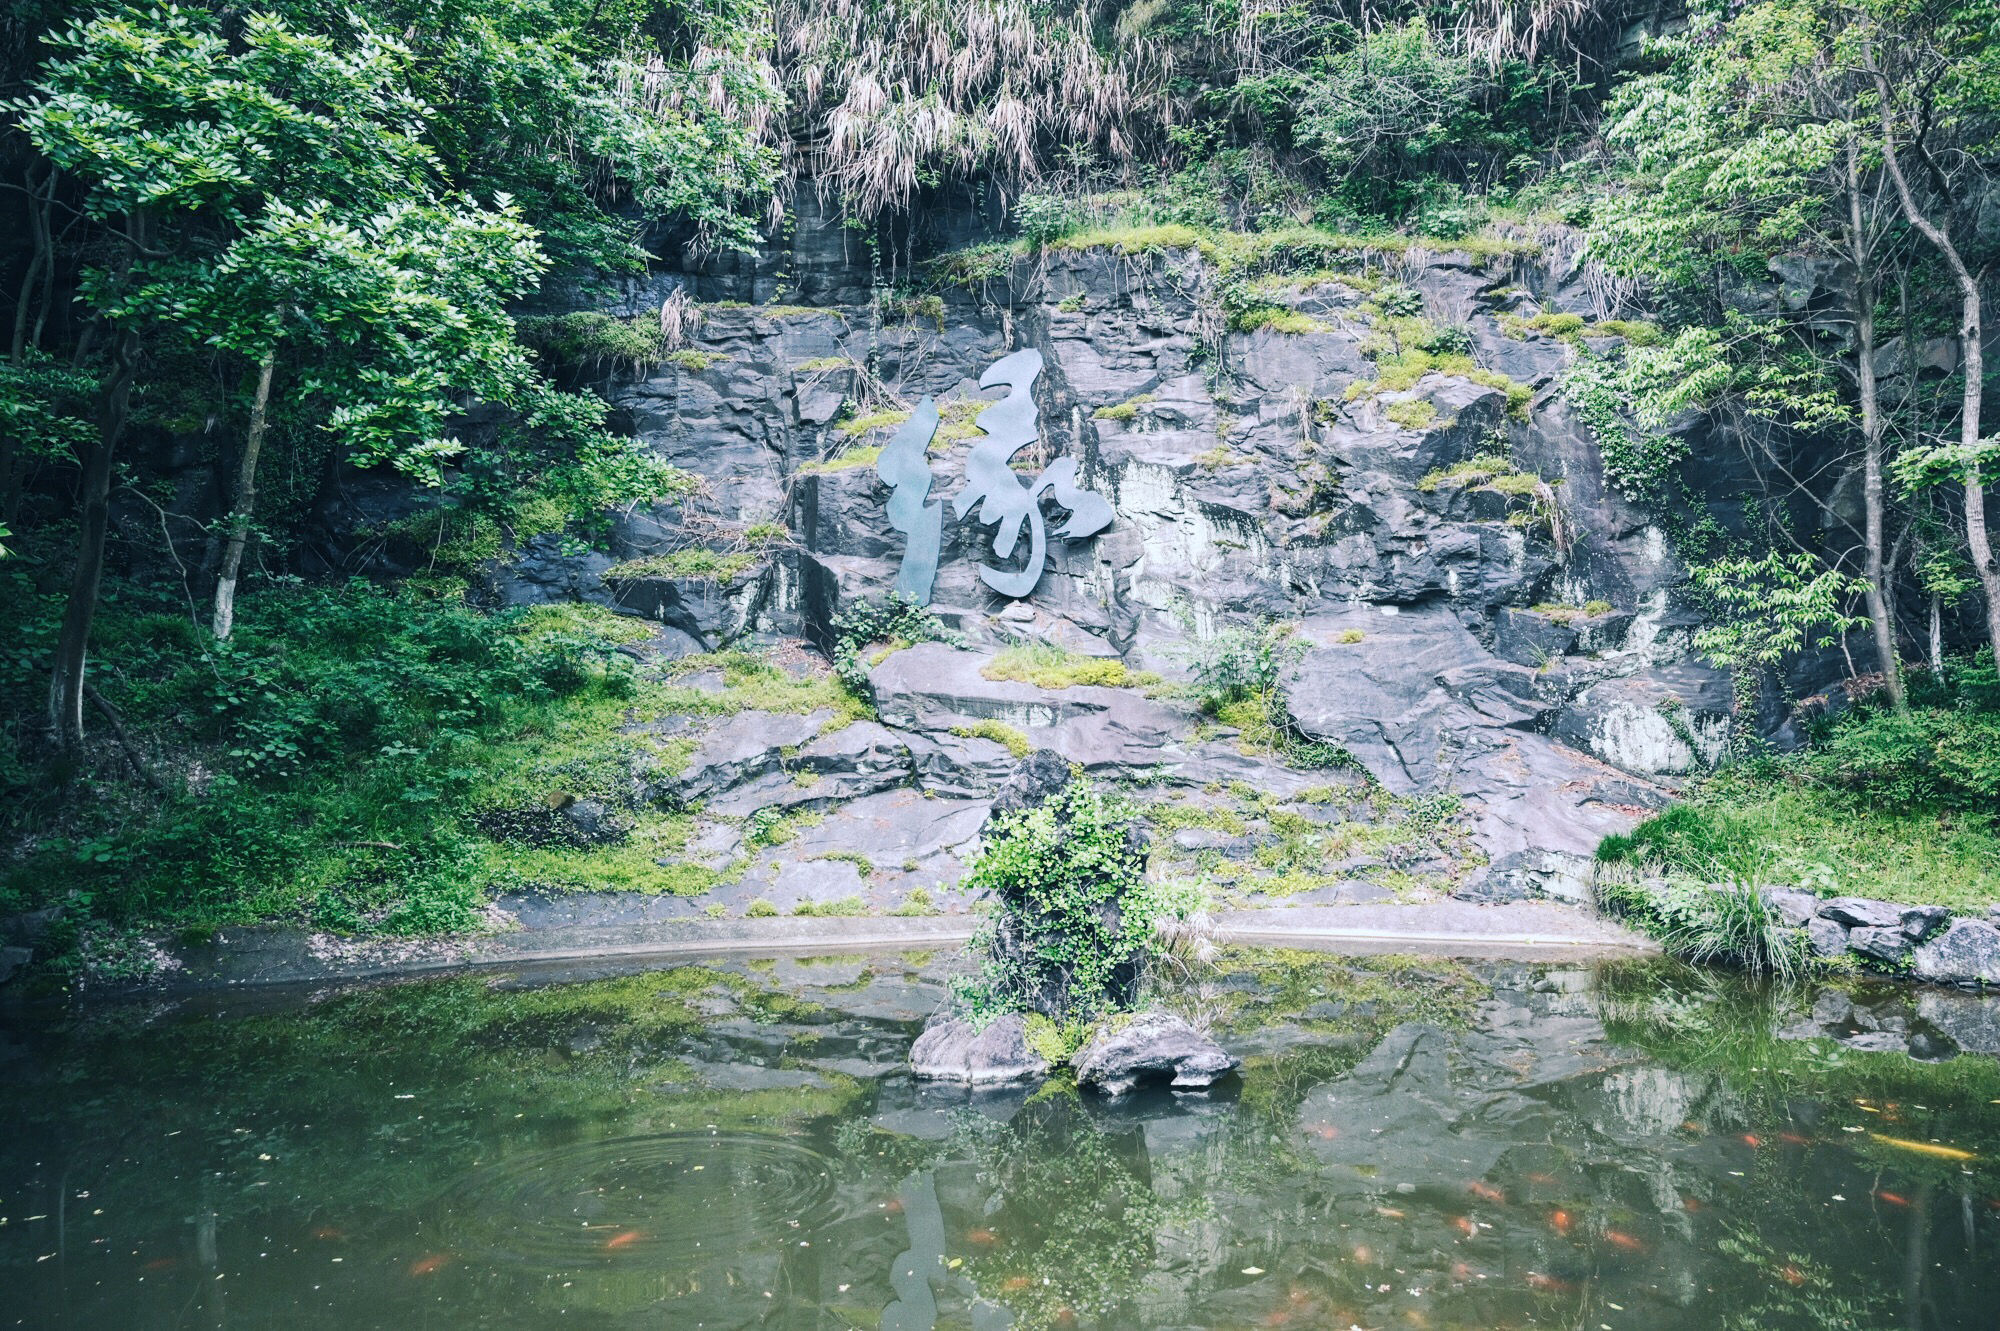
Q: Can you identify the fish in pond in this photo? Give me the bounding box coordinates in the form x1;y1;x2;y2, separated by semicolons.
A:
1779;1265;1807;1287
408;1253;453;1276
1375;1207;1405;1219
1001;1276;1033;1293
1873;1191;1911;1208
1466;1181;1504;1203
1681;1196;1702;1212
1548;1209;1573;1236
966;1228;999;1245
1779;1132;1811;1145
1525;1272;1574;1294
1604;1230;1645;1253
1869;1133;1975;1161
1740;1134;1762;1148
603;1230;644;1250
1524;1172;1558;1185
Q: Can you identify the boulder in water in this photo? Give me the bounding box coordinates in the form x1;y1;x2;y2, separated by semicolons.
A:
1074;1011;1239;1096
908;1013;1049;1085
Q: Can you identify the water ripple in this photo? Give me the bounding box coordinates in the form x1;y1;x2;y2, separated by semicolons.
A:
438;1131;837;1265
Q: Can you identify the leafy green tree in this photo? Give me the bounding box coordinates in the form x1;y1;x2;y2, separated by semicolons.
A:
1590;0;1922;705
8;2;729;734
1692;549;1869;676
1857;0;2000;666
11;6;451;731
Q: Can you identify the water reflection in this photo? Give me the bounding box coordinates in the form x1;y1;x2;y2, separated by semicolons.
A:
0;951;1995;1329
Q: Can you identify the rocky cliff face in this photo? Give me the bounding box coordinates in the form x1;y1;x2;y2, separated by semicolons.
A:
460;209;1775;915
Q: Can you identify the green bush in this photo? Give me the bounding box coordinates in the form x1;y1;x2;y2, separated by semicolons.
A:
1598;803;1741;871
0;580;655;948
830;595;965;692
1597;873;1806;980
961;778;1164;1022
1810;705;2000;814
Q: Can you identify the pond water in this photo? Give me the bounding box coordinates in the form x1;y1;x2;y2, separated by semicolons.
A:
3;948;1997;1330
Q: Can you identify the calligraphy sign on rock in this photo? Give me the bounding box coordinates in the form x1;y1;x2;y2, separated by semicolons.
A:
874;348;1113;605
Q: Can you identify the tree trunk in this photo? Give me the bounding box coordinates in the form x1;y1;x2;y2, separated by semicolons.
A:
1845;140;1904;709
47;325;138;750
210;350;274;641
1930;594;1944;676
1874;72;2000;665
47;213;145;753
3;164;55;521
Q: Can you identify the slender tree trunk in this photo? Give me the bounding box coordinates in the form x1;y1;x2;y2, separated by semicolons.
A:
9;165;45;362
1930;594;1944;676
3;165;55;521
47;326;138;750
211;350;274;641
1874;70;2000;665
1846;141;1904;709
47;214;145;753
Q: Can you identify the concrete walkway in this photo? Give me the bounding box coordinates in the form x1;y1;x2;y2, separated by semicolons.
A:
154;897;1655;991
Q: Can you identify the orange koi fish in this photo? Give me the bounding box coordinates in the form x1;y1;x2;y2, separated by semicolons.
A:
408;1253;453;1277
1466;1181;1505;1203
603;1230;645;1251
1605;1230;1645;1253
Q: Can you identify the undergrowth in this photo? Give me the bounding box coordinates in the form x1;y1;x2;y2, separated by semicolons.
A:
1597;655;2000;915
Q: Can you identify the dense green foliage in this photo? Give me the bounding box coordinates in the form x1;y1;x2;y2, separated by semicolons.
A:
0;574;651;951
959;777;1180;1024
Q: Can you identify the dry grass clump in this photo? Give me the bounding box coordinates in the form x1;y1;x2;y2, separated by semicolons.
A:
776;0;1171;219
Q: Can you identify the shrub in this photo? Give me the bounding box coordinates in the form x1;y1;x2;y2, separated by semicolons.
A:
961;777;1163;1022
1810;706;2000;814
1597;871;1805;981
831;595;965;692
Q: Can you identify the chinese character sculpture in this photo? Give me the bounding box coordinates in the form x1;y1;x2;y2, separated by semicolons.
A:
874;348;1113;605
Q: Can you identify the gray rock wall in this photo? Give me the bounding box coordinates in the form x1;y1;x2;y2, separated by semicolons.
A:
456;223;1865;906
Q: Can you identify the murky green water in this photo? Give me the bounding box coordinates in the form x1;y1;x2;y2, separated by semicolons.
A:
3;949;1997;1330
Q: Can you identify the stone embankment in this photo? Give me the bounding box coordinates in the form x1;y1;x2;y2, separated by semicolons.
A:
1763;888;2000;987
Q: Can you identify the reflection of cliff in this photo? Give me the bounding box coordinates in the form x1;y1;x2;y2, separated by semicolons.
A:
8;951;2000;1328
